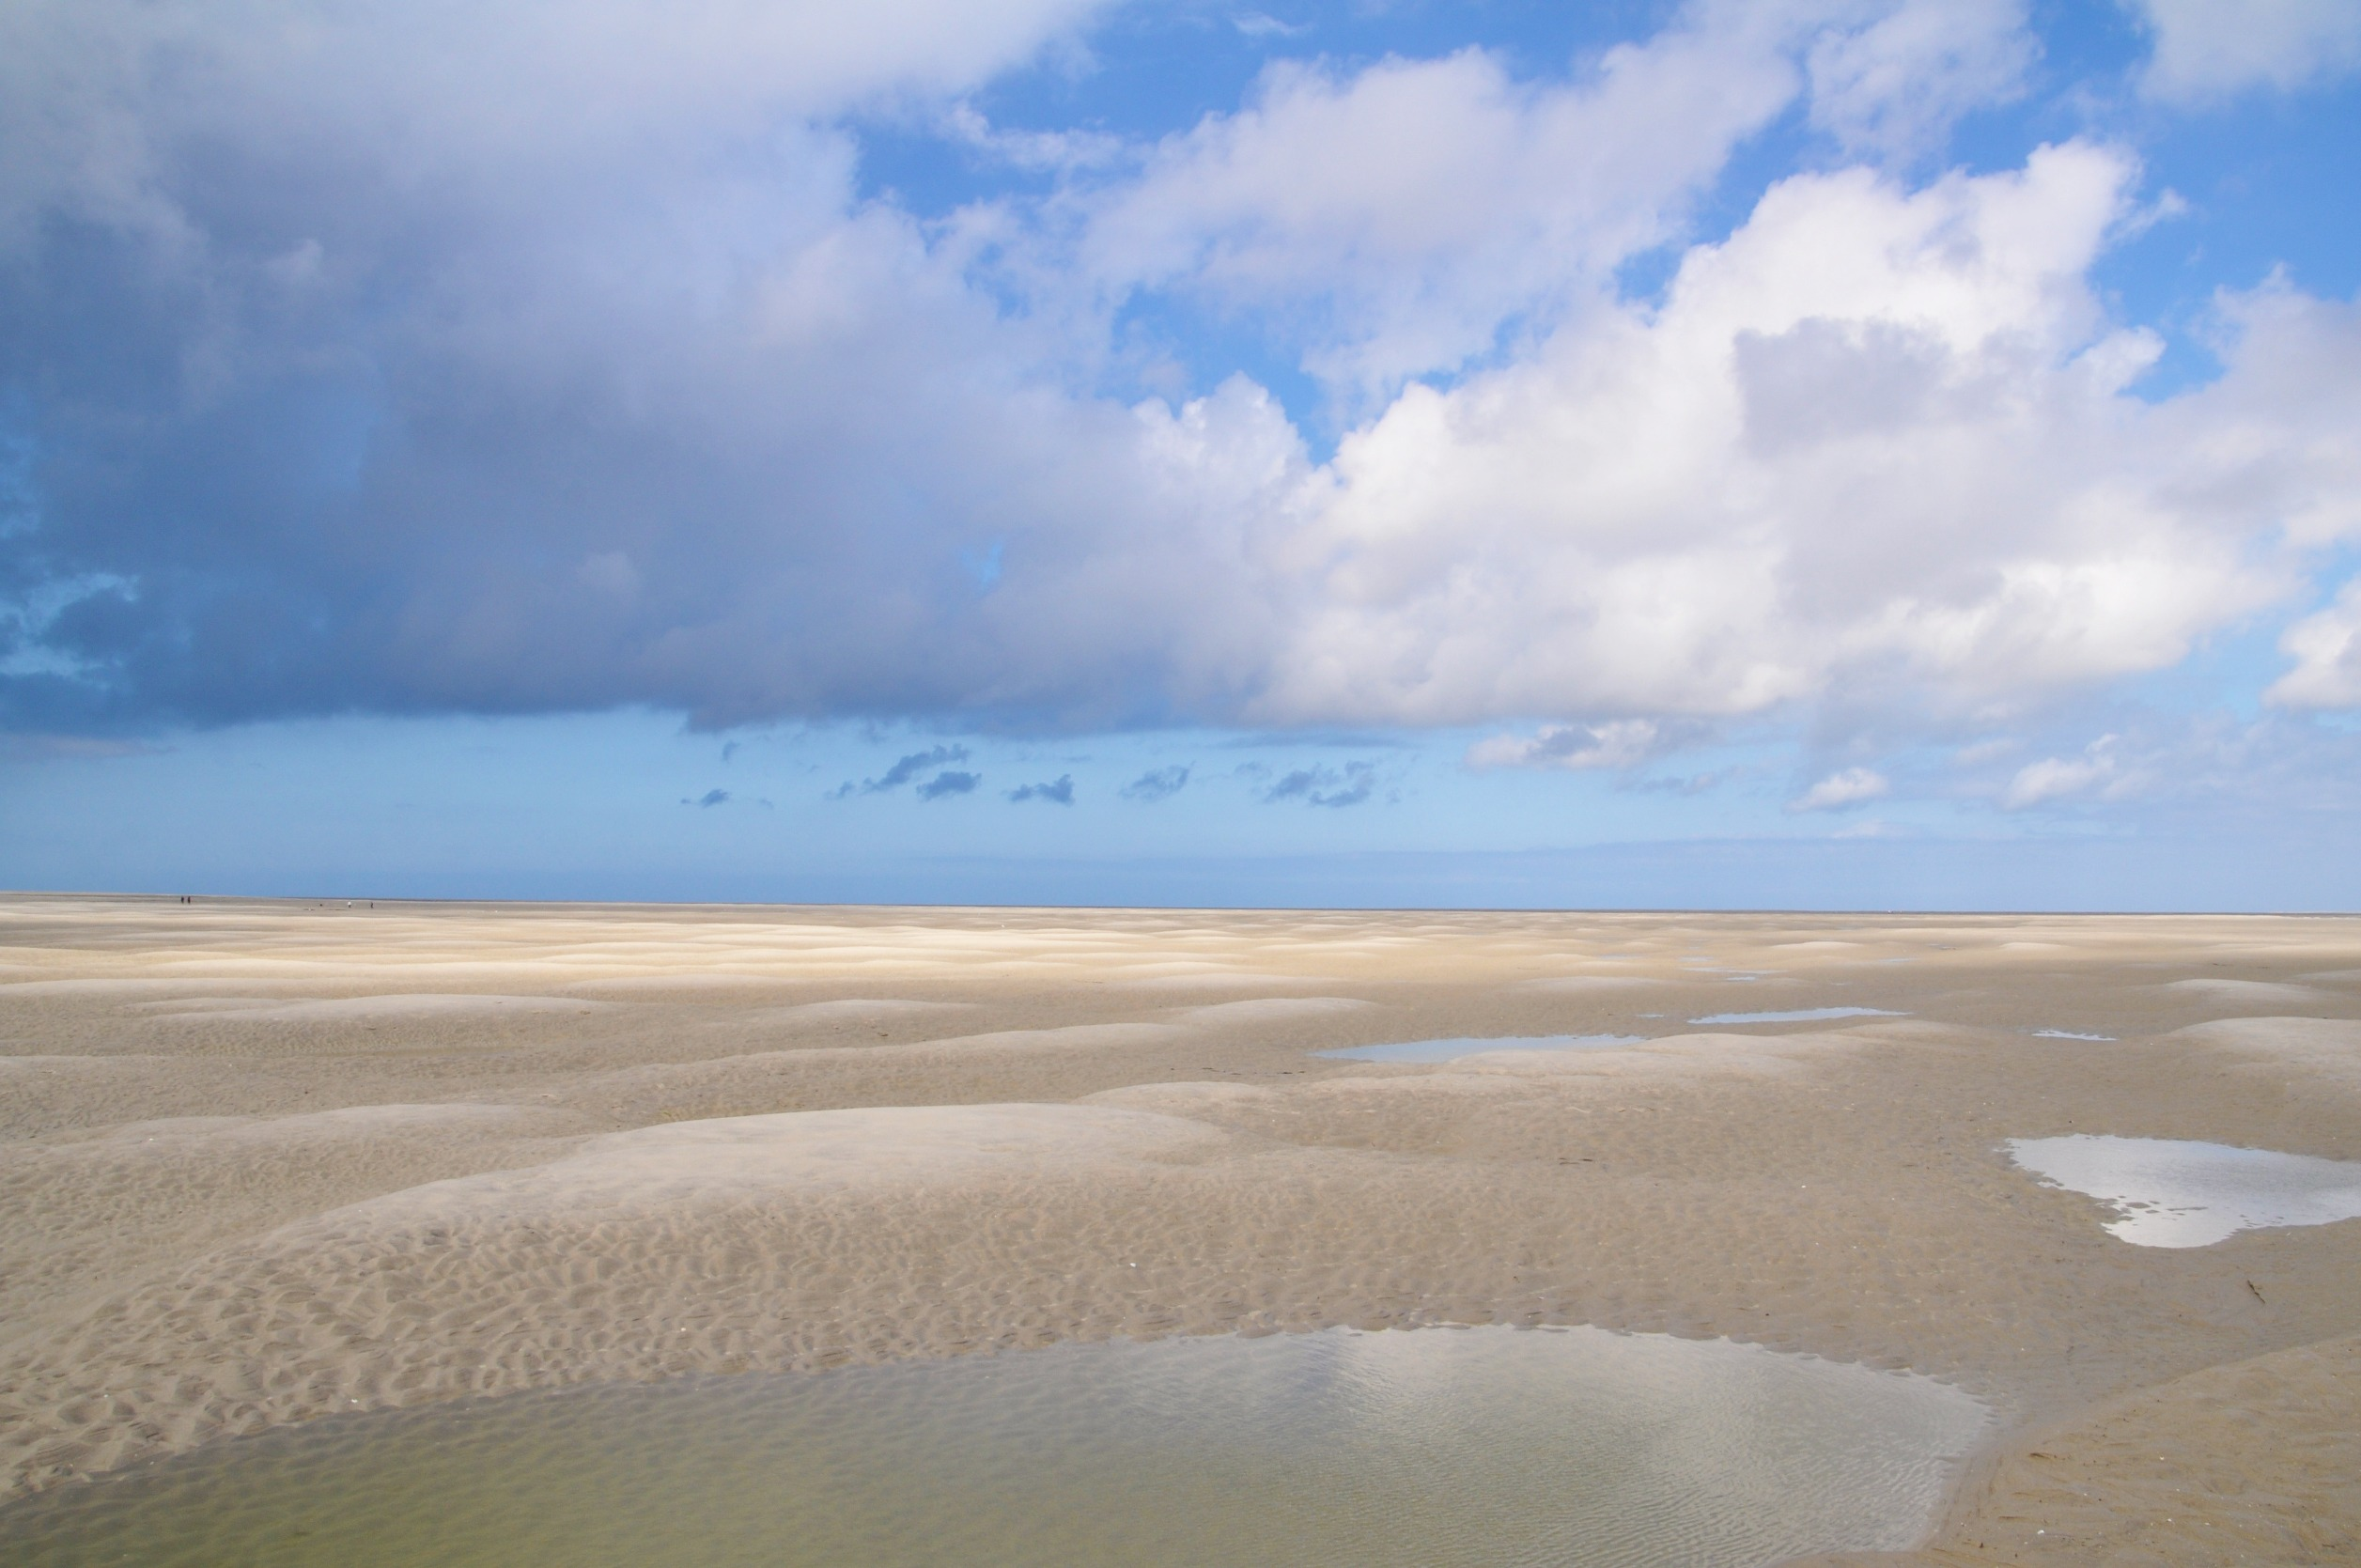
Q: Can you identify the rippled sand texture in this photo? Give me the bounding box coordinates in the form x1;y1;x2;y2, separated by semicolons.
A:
3;896;2360;1563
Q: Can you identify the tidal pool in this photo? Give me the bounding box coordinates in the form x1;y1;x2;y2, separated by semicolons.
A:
0;1327;1989;1568
1317;1034;1643;1063
1688;1008;1905;1026
2008;1135;2361;1247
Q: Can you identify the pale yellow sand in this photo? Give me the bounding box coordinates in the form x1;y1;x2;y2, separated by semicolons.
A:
3;895;2359;1564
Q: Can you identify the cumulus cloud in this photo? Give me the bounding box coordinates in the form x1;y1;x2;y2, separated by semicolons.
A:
1008;774;1076;803
0;0;2353;769
1244;143;2323;728
1070;1;2041;398
1789;767;1890;811
2128;0;2361;103
1121;765;1191;801
2268;578;2361;708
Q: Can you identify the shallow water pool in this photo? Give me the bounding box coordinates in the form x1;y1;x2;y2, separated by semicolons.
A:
1317;1033;1643;1063
2008;1134;2361;1247
0;1327;1989;1568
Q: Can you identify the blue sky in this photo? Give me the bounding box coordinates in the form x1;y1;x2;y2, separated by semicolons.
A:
4;0;2360;908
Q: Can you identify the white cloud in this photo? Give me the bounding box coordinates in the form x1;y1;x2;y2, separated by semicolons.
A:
1806;0;2036;160
1952;736;2020;765
0;0;1116;251
2268;578;2361;708
1240;142;2311;727
1233;13;1309;41
1790;766;1891;811
1078;19;1807;396
1067;2;2037;397
1465;720;1673;771
2002;735;2121;809
4;0;2357;762
2129;0;2361;102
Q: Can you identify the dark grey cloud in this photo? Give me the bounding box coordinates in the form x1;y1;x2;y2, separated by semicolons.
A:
1008;775;1074;803
831;745;971;798
1265;761;1376;807
917;769;980;800
0;2;1273;740
1120;764;1189;801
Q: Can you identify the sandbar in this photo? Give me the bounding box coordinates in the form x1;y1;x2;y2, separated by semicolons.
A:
2;894;2358;1563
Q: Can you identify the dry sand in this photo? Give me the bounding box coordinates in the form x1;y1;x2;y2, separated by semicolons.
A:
2;893;2358;1563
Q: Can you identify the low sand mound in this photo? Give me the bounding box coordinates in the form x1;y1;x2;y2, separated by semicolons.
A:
1173;998;1374;1026
545;1023;1192;1126
742;999;981;1024
2175;1017;2361;1093
0;1099;596;1370
0;1104;1262;1496
48;1102;554;1148
1828;1333;2361;1565
1110;971;1338;992
565;975;807;997
137;994;614;1023
333;1103;1240;1213
2162;978;2339;1007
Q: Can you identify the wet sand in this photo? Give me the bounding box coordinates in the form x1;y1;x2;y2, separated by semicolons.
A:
2;894;2358;1562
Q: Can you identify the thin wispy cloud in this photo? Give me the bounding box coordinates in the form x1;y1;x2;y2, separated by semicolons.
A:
1233;12;1308;40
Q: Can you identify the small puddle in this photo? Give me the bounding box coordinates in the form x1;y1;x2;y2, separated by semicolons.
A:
1317;1034;1643;1063
2008;1135;2361;1247
0;1327;1988;1568
2031;1030;2113;1041
1688;1008;1905;1026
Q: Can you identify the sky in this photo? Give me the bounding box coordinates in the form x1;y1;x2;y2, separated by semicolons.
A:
3;0;2360;909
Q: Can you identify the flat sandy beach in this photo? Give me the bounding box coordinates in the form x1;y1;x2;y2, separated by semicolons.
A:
2;894;2357;1563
